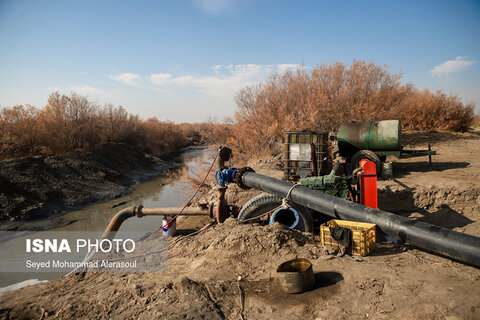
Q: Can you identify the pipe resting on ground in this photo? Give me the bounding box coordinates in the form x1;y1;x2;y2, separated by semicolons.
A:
240;171;480;267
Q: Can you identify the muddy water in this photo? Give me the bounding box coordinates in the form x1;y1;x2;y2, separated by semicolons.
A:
52;147;213;232
0;147;214;288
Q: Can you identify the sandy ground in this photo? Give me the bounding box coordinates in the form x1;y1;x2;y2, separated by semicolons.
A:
1;131;479;320
378;131;480;237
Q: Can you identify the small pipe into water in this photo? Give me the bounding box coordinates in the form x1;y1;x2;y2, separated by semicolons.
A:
101;206;210;238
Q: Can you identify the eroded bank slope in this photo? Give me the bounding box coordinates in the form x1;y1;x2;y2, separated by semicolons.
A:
0;143;171;223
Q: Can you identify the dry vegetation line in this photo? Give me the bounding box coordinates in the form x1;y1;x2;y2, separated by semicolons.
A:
2;61;475;165
227;60;475;161
0;92;204;160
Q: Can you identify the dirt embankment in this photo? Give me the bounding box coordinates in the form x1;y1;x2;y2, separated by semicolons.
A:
0;143;171;224
1;131;480;319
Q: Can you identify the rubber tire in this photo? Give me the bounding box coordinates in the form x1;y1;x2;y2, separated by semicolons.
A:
351;149;382;176
238;193;314;233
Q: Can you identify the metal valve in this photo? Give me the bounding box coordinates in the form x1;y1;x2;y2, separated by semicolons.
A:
215;168;238;186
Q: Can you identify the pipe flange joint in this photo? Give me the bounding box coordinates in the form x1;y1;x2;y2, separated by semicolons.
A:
235;166;255;189
136;205;144;218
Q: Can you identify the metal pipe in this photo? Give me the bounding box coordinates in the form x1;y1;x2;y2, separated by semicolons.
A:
141;207;210;216
216;146;232;223
102;207;136;238
101;206;210;238
241;171;480;267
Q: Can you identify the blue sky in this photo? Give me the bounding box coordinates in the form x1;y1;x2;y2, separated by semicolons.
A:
0;0;479;122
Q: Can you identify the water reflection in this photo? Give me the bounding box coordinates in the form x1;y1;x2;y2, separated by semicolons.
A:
53;147;213;232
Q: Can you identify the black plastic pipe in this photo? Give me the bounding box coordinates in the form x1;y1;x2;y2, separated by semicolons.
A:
241;172;480;267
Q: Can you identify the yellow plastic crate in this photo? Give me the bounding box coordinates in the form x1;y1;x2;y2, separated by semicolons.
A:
320;220;376;256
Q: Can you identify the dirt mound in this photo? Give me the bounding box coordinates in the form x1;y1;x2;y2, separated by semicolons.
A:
176;218;316;263
380;185;480;214
0;143;170;223
167;218;320;284
0;220;324;320
1;218;479;319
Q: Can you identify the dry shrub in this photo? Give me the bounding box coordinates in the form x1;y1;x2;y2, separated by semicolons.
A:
0;92;201;159
198;122;235;145
38;93;102;154
227;60;475;161
0;105;40;157
391;90;475;132
100;104;143;144
2;61;475;163
473;115;480;129
140;118;187;155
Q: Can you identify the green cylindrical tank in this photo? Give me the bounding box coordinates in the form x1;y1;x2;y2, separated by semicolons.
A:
338;120;402;155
